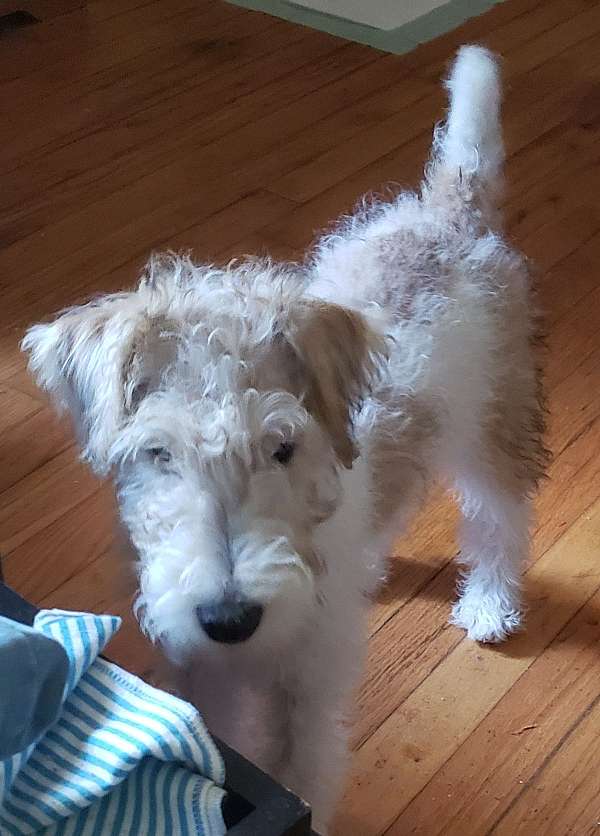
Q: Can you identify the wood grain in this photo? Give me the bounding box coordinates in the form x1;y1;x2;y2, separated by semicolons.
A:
1;1;599;834
389;585;600;835
337;497;600;835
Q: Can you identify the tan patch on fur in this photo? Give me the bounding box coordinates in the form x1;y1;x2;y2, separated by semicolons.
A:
484;263;550;496
124;316;180;411
286;301;386;468
369;398;438;534
485;325;550;496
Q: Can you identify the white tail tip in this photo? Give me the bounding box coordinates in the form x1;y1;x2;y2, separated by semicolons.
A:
441;45;504;186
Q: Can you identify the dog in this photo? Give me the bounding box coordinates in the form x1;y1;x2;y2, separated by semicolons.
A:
23;46;547;831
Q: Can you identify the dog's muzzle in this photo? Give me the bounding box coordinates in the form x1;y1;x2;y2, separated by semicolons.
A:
196;601;263;644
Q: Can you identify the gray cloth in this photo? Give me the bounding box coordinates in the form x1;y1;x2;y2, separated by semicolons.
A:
0;615;69;758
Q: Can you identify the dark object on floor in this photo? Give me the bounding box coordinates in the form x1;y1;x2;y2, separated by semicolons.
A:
0;616;69;758
0;10;39;35
0;580;318;835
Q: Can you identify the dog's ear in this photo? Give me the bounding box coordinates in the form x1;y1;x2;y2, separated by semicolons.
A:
285;300;386;468
22;293;177;474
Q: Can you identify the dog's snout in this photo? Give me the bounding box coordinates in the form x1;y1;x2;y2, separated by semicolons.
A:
197;602;263;644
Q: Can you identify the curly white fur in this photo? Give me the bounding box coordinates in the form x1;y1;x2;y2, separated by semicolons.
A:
23;47;547;831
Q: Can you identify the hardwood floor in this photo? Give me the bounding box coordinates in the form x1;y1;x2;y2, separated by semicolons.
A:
1;1;599;833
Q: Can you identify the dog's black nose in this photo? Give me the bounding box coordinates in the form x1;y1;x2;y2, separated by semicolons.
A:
197;602;263;644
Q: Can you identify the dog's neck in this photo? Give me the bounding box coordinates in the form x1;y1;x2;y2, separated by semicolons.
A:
313;452;382;599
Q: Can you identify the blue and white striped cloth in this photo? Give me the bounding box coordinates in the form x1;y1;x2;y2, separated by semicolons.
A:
0;610;227;835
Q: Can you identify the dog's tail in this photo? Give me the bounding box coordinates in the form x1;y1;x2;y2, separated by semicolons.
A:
427;45;504;209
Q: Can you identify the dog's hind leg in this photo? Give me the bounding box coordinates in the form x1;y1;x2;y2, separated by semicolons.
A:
449;369;547;643
450;466;533;643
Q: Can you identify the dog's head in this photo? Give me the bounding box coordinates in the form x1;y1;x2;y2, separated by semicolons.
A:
23;255;385;660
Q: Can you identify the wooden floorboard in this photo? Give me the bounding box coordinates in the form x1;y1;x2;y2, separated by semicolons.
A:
1;1;599;834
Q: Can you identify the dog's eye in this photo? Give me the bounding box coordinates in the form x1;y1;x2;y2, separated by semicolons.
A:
273;442;295;466
148;447;171;464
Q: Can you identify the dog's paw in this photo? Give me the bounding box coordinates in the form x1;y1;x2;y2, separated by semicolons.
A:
450;592;523;643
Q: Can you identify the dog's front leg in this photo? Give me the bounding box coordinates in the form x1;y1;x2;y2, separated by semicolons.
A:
276;608;365;835
276;680;347;835
177;654;289;777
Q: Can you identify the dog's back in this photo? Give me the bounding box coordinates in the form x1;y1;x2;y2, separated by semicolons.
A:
309;48;547;646
309;46;507;313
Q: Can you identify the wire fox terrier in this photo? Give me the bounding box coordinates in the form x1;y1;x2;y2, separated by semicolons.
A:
24;46;547;830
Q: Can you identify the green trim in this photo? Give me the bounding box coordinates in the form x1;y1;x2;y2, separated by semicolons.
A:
226;0;504;54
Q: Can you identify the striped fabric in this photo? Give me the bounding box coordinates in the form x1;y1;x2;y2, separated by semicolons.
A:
0;610;226;835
